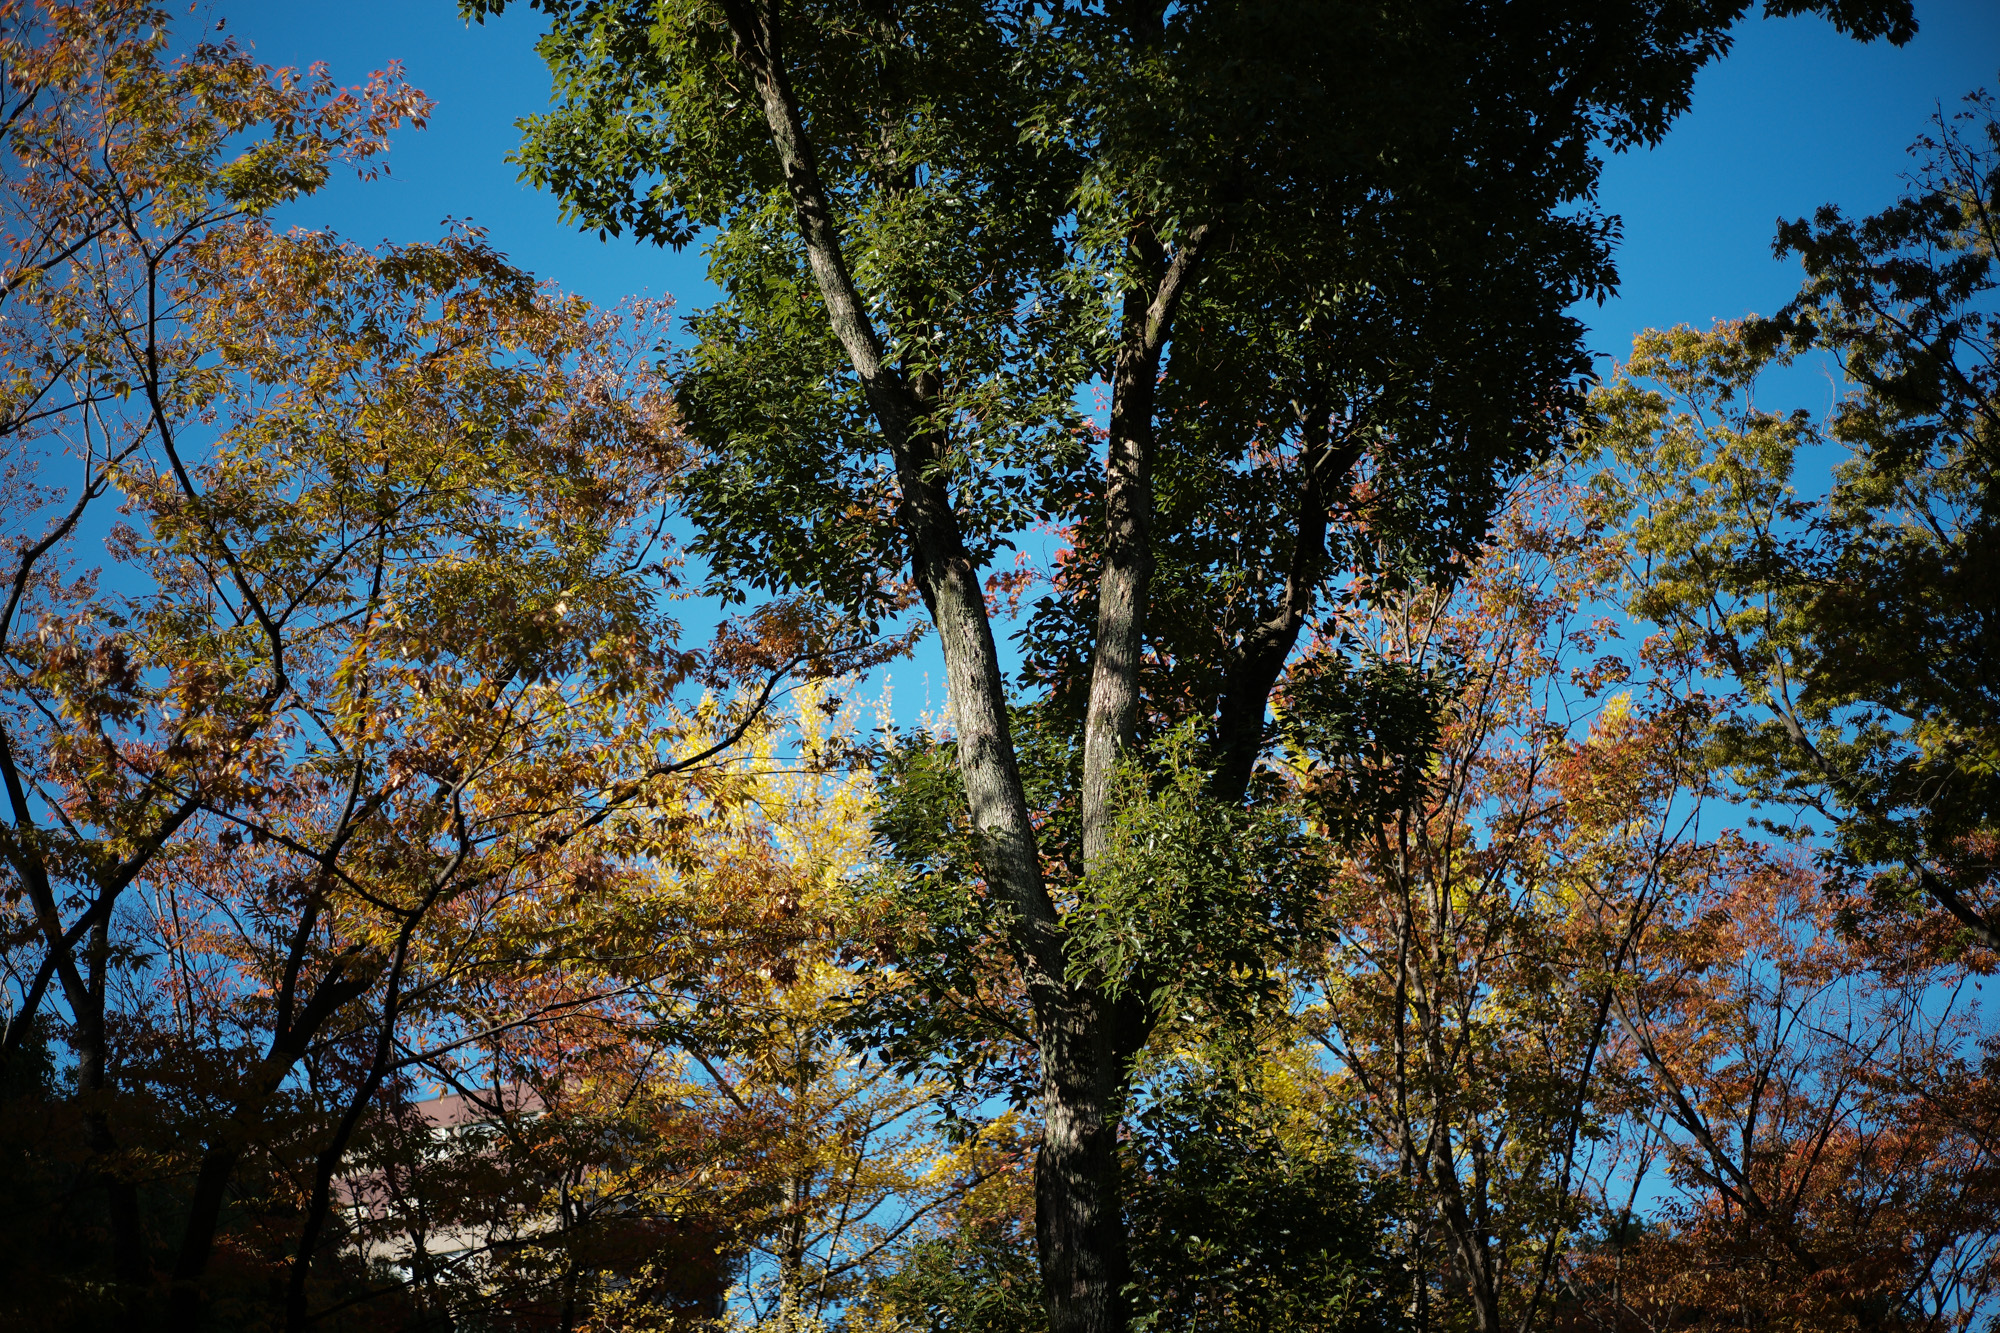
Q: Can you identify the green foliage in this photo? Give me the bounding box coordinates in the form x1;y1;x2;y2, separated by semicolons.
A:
1593;92;1999;941
1066;725;1319;1015
455;0;1885;667
859;1223;1049;1333
1278;650;1458;844
851;712;1070;1113
1123;1056;1407;1333
858;714;1323;1105
489;0;1086;623
853;1048;1409;1333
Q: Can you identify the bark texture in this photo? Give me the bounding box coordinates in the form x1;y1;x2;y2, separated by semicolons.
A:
713;10;1218;1332
717;2;1062;1001
1034;993;1135;1333
1079;226;1212;867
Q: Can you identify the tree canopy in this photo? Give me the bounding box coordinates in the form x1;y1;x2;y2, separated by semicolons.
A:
12;4;2000;1333
461;2;1920;1330
1598;93;1998;951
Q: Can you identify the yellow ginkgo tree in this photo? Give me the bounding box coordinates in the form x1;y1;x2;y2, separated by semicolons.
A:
642;685;1025;1332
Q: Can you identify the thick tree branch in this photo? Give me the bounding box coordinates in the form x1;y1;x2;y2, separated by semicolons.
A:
714;0;1062;996
1211;406;1363;804
1079;221;1215;869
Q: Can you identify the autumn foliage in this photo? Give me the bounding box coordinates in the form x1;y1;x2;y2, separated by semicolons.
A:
2;4;1996;1333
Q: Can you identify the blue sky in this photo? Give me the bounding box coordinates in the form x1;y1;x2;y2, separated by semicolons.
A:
220;0;2000;372
208;0;1999;717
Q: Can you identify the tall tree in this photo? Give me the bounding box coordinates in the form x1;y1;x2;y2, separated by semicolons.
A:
0;3;427;1311
1596;93;1999;954
468;3;1917;1330
1285;469;2000;1333
0;203;779;1329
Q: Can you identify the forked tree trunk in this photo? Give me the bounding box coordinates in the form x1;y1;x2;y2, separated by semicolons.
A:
166;949;371;1333
713;9;1220;1332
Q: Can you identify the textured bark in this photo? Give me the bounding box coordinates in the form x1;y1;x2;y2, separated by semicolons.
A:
717;0;1062;996
1078;225;1212;870
1035;991;1137;1333
714;12;1207;1333
1050;223;1210;1333
1426;1129;1504;1333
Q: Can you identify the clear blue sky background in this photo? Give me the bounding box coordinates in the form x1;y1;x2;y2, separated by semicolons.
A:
206;0;2000;715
